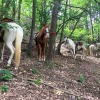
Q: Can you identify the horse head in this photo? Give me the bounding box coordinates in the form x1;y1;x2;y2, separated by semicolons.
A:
43;25;50;38
64;37;69;45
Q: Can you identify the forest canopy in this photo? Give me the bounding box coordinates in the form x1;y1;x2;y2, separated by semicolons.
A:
0;0;100;43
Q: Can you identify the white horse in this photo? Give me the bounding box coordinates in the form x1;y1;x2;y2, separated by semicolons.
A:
0;19;23;69
64;37;87;60
64;37;76;58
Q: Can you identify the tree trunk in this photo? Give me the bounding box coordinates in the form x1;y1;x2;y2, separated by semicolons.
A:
46;0;61;61
90;4;94;43
27;0;36;55
18;0;22;21
12;0;16;20
57;0;68;54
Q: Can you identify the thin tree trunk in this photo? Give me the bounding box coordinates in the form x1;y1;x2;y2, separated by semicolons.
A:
89;3;94;43
97;28;100;42
46;0;61;61
18;0;22;21
27;0;36;55
12;1;16;20
57;0;68;54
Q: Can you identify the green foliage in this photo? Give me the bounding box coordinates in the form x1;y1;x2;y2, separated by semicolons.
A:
0;23;16;29
0;23;9;28
32;68;40;75
34;78;41;85
1;85;9;93
78;74;86;83
44;61;56;69
0;0;100;43
0;70;12;81
77;96;81;100
72;28;87;41
63;28;71;37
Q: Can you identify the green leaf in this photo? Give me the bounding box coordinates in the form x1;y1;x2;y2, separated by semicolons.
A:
78;74;86;83
32;68;40;75
34;78;41;85
0;70;12;81
1;85;8;93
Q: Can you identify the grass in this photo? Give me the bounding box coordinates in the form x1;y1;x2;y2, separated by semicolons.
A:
32;68;40;75
44;61;56;69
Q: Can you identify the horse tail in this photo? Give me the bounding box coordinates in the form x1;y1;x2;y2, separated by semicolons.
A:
15;27;23;68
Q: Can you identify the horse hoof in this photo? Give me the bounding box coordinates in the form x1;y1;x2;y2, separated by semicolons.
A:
43;59;45;61
39;58;42;61
15;67;18;70
81;58;84;60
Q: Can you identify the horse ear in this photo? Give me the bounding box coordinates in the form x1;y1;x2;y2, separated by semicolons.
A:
64;37;67;41
43;23;46;26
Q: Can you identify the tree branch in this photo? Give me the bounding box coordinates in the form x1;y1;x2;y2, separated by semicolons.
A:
69;11;85;37
94;0;100;5
57;11;84;34
65;4;89;13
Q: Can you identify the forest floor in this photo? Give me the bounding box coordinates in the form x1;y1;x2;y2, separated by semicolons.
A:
0;37;100;100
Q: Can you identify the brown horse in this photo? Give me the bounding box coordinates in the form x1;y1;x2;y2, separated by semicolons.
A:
36;25;50;61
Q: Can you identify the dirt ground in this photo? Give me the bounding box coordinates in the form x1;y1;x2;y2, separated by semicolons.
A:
0;39;100;100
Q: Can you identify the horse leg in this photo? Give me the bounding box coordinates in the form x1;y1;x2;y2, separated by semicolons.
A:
6;42;15;66
81;52;84;60
81;46;87;60
42;45;46;61
89;47;93;56
73;49;76;59
38;44;42;61
0;43;5;62
71;48;76;59
94;50;97;57
70;48;74;58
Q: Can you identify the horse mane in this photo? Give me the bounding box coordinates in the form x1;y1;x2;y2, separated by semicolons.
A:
75;41;83;46
37;25;49;38
0;18;13;23
37;27;44;38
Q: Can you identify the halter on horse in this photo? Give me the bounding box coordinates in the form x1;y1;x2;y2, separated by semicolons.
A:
0;18;23;69
35;25;50;61
64;37;87;60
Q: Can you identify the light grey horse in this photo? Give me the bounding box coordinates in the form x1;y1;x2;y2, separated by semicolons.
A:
0;18;23;69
